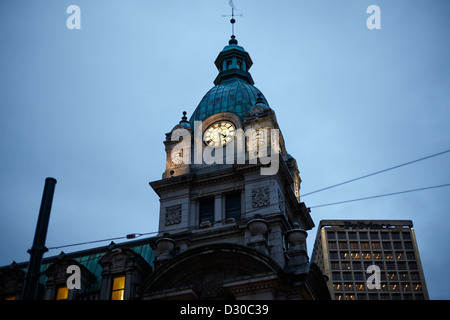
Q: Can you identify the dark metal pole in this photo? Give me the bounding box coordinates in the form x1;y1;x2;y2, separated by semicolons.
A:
22;177;57;300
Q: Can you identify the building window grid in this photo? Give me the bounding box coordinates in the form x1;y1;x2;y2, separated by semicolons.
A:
326;228;423;300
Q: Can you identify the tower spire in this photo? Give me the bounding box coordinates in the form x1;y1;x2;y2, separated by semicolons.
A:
230;0;236;37
224;0;242;45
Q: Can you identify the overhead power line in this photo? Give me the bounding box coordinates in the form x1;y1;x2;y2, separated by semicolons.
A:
47;182;450;251
301;149;450;197
308;183;450;209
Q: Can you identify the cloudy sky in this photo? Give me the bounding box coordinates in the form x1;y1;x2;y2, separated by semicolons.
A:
1;0;449;299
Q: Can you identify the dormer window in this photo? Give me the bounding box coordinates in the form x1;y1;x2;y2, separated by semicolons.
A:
56;286;68;300
111;275;126;300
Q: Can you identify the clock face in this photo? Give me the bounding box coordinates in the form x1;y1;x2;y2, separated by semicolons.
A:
203;120;236;147
171;148;184;165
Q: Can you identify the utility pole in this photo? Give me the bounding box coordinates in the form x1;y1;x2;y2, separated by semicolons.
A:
22;177;57;300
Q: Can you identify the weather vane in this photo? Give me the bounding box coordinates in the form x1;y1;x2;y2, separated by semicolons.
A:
222;0;243;37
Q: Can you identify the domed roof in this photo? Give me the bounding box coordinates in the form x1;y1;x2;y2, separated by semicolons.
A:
189;36;270;125
189;77;269;125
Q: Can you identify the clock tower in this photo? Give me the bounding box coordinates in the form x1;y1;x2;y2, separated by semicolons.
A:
143;34;330;300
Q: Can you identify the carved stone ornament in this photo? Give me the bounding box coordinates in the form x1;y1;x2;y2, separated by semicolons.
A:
251;186;270;208
249;105;264;116
278;189;285;214
165;204;182;226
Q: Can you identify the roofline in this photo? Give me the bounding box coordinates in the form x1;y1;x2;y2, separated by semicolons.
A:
0;235;158;271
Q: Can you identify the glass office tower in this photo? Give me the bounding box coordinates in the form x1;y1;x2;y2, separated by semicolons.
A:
312;220;429;300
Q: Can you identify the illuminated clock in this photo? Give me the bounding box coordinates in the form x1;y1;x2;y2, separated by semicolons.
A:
203;120;236;147
171;148;184;165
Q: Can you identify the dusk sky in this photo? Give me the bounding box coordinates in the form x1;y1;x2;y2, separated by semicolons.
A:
1;0;449;299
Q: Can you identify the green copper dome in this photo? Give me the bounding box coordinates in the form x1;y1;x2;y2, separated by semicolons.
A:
189;36;270;125
190;78;269;125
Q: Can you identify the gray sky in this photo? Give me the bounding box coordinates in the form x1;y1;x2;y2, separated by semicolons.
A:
1;0;449;299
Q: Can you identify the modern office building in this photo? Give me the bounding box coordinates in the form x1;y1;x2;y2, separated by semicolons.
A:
312;220;429;300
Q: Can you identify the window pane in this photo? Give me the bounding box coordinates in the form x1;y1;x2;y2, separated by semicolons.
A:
113;276;126;291
56;287;68;300
111;276;126;300
225;193;241;221
199;198;214;223
111;290;124;301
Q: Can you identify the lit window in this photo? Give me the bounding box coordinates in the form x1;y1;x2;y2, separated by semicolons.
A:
56;286;68;300
387;272;397;281
351;252;360;259
402;283;411;292
413;283;422;292
385;252;394;260
390;283;399;291
344;283;353;291
373;252;382;260
362;252;371;260
356;283;365;291
5;295;15;300
111;276;126;300
333;283;342;291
